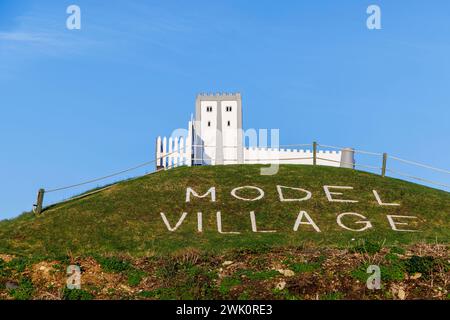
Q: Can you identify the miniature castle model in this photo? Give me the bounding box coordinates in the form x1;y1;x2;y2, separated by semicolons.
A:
156;93;354;169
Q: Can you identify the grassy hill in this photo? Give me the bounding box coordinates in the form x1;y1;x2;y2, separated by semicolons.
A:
0;164;449;300
0;165;448;258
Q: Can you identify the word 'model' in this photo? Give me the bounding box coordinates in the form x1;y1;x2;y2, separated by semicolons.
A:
185;185;401;205
158;185;419;234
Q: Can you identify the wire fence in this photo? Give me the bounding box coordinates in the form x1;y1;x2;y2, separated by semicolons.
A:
33;141;450;214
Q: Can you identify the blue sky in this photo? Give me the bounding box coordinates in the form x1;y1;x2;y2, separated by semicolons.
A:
1;0;449;219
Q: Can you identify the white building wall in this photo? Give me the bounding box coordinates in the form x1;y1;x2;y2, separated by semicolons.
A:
221;100;238;165
200;100;218;164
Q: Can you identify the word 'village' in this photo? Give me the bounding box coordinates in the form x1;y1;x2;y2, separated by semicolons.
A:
159;185;419;234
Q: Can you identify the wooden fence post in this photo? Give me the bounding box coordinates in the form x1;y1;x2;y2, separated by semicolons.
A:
33;188;45;214
381;153;388;177
313;141;317;165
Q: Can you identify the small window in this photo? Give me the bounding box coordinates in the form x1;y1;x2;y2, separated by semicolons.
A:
226;106;232;112
227;120;231;127
207;121;211;127
206;106;212;112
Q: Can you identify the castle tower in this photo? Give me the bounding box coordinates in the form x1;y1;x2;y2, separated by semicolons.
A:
193;93;243;165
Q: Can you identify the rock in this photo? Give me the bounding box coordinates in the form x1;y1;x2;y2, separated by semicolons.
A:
410;273;422;280
5;281;19;290
275;281;286;291
277;269;295;277
222;261;233;267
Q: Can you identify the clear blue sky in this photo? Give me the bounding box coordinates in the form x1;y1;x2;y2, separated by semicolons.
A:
1;1;449;219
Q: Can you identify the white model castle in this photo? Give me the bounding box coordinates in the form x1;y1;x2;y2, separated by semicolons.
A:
156;93;354;169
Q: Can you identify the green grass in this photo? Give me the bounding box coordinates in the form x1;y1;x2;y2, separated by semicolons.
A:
0;165;448;257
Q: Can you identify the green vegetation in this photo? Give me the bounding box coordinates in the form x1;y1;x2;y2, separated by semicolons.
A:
351;253;449;284
283;255;325;273
9;277;34;300
349;239;384;255
219;276;241;295
0;165;447;258
321;292;344;300
0;244;447;300
405;255;448;278
96;256;146;286
62;288;94;300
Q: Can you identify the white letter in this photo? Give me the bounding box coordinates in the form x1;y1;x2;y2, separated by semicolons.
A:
160;212;188;231
366;265;381;290
231;186;264;201
293;211;321;232
323;185;358;203
186;187;216;202
387;215;418;232
216;211;240;234
366;4;381;30
250;211;276;233
277;185;312;202
337;212;372;231
373;190;400;206
197;212;203;233
66;5;81;30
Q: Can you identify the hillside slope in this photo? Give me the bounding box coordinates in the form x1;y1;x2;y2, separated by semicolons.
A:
0;165;449;257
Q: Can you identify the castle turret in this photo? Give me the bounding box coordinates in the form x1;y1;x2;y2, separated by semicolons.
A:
194;93;243;165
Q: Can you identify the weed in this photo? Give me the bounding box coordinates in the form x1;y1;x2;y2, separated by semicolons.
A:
127;269;146;287
219;276;241;295
321;292;344;300
405;256;440;277
96;256;132;273
9;277;34;300
350;239;384;255
62;288;94;300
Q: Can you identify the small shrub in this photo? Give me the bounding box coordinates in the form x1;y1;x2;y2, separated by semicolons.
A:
350;239;383;255
139;290;157;298
173;248;201;266
380;264;405;281
156;258;179;279
290;262;320;273
405;256;436;276
127;269;146;287
137;287;177;300
7;257;30;273
219;276;241;295
321;292;344;300
238;291;250;300
96;256;132;273
63;288;94;300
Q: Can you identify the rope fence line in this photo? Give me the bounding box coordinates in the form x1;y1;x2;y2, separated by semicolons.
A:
318;143;383;157
46;146;187;193
389;155;450;175
33;140;450;214
43;162;182;211
316;157;381;171
386;169;450;189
